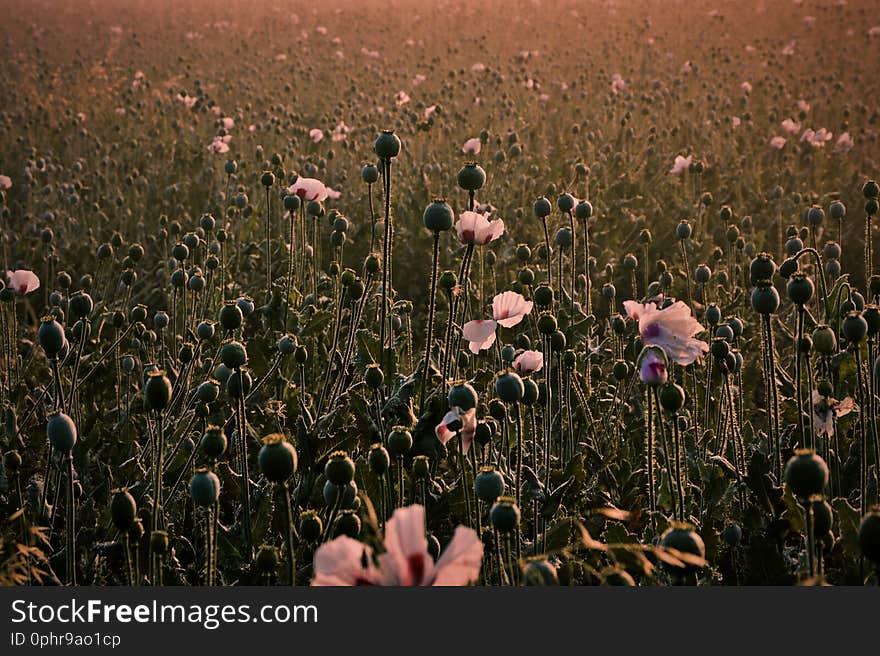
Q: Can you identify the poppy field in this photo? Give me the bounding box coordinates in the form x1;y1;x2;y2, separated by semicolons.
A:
2;0;880;587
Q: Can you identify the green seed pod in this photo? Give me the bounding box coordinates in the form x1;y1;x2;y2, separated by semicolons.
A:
144;371;172;412
812;325;837;355
200;425;228;460
388;427;413;458
38;316;65;359
457;163;486;191
490;497;521;533
218;301;243;331
659;383;685;413
364;364;384;389
412;455;431;480
475;466;505;502
369;443;390;475
842;311;868;344
659;523;705;574
220;340;247;369
374;129;401;159
523;560;559;586
423;199;454;232
494;372;524;403
255;545;280;574
448;383;478;411
258;433;298;483
189;468;221;507
299;510;324;542
786;273;814;306
110;489;137;532
784;449;828;499
333;510;361;538
325;451;356;486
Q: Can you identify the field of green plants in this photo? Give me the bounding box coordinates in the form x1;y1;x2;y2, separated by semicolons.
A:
2;0;880;586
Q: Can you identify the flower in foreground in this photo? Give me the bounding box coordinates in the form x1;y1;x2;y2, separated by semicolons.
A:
436;405;477;454
312;504;482;585
811;390;856;438
6;270;40;296
462;291;532;353
624;300;708;365
454;211;505;245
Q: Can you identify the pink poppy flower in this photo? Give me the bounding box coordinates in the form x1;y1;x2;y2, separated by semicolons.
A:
0;175;11;190
669;155;692;175
834;132;854;154
462;319;497;354
312;504;482;586
395;91;411;106
769;136;787;150
624;300;708;365
288;177;329;202
781;118;801;135
492;291;532;328
811;390;856;438
462;138;481;155
638;347;668;386
435;406;477;454
741;81;752;94
610;73;626;93
221;117;235;130
309;128;324;143
207;135;231;153
513;350;544;375
6;270;40;296
454;211;505;245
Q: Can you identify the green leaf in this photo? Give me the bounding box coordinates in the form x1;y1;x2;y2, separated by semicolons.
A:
832;497;861;559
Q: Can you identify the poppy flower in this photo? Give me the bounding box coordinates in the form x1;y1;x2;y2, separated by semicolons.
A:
463;292;532;354
312;504;482;586
454;211;505;245
288;177;329;202
6;270;40;296
624;300;708;365
769;136;787;149
309;128;324;143
669;155;692;175
462;138;481;155
0;175;11;190
638;346;668;386
435;406;477;454
513;350;544;375
811;390;856;438
462;319;497;354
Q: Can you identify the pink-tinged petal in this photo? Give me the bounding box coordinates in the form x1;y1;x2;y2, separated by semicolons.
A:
459;409;476;455
478;218;505;245
513;350;544;374
435;409;461;445
7;270;40;295
379;505;434;585
0;175;12;190
623;300;647;320
462;138;481;155
430;526;483;585
454;211;481;244
492;291;532;327
835;397;856;417
309;128;324;143
312;536;377;586
463;319;497;353
289;177;329;202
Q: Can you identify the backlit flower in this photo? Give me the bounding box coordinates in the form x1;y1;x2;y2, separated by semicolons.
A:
454;211;505;245
288;177;329;202
624;300;708;365
436;406;477;454
669;155;692;175
491;291;532;328
513;350;544;375
312;504;482;585
6;270;40;296
462;319;497;353
462;137;481;155
309;128;324;143
811;390;856;438
638;346;668;386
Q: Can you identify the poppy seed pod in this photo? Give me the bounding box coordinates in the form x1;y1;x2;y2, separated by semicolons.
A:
130;304;148;324
862;305;880;335
333;510;361;538
557;193;575;213
490;497;521;533
218;301;243;330
323;480;358;509
46;410;77;453
537;313;557;335
325;451;356;486
69;291;93;319
812;325;837;355
220;340;247;369
144;370;172;411
694;264;711;284
225;368;252;398
751;284;780;315
475;466;505;502
388;427;413;457
786;273;814;306
842;311;868;344
574;200;593;221
448;383;478;411
522;377;539;406
364;363;384;389
300;510;324;542
3;450;22;473
494;372;524;403
260;171;275;187
258;434;298;483
807;205;825;226
676;220;692;240
829;201;845;220
196;321;215;341
38;316;65;359
368;443;390;475
533;197;552;218
704;304;721;326
374;129;401;159
533;285;554;308
457;163;486;191
659;524;705;574
110;489;137;532
200;425;227;460
784;449;828;499
189;468;221;507
749;253;776;285
196;379;220;404
254;545;280;574
423;199;454;233
361;163;379;184
659;383;685;413
412;455;430;480
863;180;880;199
